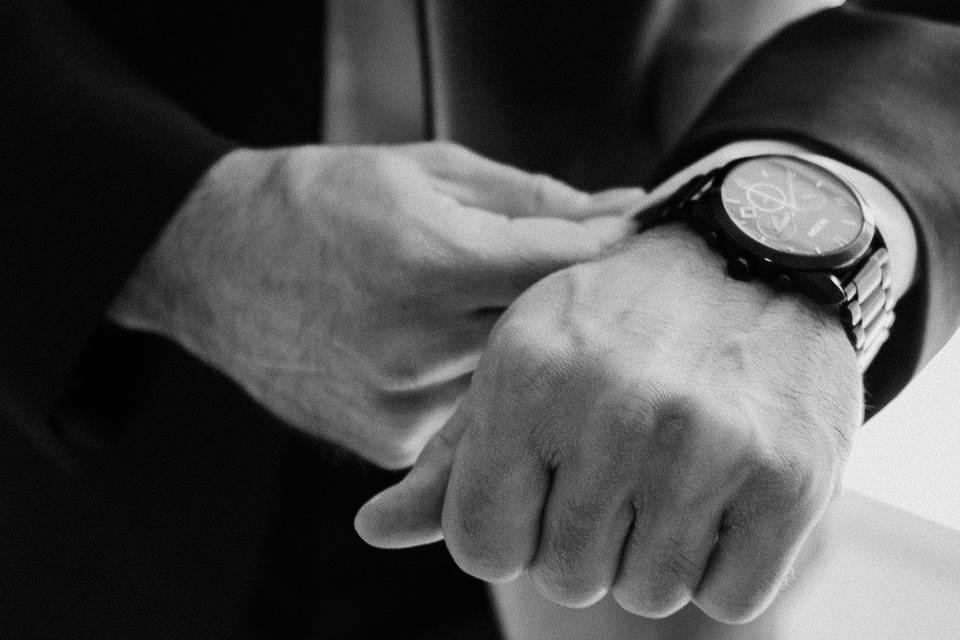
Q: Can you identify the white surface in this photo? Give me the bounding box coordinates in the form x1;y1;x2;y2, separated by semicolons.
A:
844;329;960;531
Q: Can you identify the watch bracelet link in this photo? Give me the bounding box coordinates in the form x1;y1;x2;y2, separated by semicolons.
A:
635;170;894;372
843;247;894;372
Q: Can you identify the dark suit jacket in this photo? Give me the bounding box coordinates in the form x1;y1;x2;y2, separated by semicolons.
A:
2;0;959;637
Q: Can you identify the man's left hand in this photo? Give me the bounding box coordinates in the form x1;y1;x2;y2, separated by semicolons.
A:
354;222;862;624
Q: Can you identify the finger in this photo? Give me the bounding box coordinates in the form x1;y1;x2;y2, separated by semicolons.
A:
528;460;635;608
693;494;818;624
612;502;722;619
448;211;635;307
440;168;648;221
609;395;752;619
440;171;648;221
441;407;549;583
353;404;470;549
468;210;636;254
402;141;647;219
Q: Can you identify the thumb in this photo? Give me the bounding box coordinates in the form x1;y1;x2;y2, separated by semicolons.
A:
354;411;469;549
559;186;652;221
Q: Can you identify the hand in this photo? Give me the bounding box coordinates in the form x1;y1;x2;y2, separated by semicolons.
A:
107;141;645;468
355;223;862;622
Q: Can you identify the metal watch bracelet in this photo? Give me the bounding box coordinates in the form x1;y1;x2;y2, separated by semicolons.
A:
843;248;895;372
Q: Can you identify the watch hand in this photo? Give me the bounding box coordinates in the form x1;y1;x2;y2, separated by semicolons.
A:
787;171;798;211
772;212;791;234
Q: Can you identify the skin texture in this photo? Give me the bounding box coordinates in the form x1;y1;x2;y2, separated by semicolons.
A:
355;223;863;623
107;141;645;469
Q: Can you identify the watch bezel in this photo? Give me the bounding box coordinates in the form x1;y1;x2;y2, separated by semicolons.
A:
709;155;877;271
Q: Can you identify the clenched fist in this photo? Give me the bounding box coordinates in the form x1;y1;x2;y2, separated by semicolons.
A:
355;222;862;622
108;141;644;468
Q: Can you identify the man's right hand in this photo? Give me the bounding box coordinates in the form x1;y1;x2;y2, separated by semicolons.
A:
107;141;645;468
355;222;862;622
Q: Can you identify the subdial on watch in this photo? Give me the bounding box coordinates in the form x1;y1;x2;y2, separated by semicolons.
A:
757;209;798;242
744;182;788;213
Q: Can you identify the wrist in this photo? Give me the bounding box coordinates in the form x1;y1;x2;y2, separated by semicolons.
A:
621;220;842;319
106;147;262;351
642;147;904;371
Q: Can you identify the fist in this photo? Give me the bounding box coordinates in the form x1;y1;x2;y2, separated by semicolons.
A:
355;223;862;622
108;141;645;468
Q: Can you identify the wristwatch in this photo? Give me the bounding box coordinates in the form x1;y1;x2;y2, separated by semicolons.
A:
636;154;895;371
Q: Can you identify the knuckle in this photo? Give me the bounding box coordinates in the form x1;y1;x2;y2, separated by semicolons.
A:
529;174;554;215
650;394;707;459
750;454;820;508
595;376;665;430
491;319;574;388
529;172;588;215
587;378;691;465
602;388;708;465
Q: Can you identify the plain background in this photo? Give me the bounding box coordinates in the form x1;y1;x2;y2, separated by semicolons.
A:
845;328;960;531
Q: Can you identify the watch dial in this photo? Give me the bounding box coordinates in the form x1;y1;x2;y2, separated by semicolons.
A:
719;157;864;256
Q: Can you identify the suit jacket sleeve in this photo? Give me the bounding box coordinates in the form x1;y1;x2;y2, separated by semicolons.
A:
0;0;235;460
658;2;960;412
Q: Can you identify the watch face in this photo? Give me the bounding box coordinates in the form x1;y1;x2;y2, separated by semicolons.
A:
719;156;865;257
